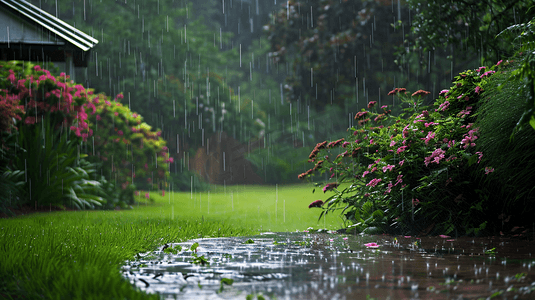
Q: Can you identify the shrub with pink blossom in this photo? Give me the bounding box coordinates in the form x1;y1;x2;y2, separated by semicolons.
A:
299;66;499;236
0;61;170;209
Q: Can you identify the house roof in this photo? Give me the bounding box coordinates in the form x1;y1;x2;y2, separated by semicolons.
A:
0;0;98;51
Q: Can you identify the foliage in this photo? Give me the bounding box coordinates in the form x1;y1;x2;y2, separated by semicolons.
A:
264;0;413;112
248;144;310;185
299;65;507;235
87;91;170;192
497;17;535;133
169;169;211;192
475;54;535;217
0;61;169;208
97;176;136;209
406;0;534;64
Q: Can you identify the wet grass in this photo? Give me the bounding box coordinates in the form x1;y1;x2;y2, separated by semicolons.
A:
160;183;342;232
0;184;337;299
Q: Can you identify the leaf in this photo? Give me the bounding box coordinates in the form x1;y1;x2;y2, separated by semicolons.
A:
190;242;199;252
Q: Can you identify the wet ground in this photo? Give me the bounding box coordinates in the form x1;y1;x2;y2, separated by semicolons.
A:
122;232;535;299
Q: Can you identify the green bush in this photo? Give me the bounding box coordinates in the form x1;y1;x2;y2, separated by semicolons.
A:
6;115;104;209
299;65;503;236
169;170;211;192
0;61;171;209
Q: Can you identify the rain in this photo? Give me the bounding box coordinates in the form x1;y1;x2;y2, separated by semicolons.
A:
1;0;535;299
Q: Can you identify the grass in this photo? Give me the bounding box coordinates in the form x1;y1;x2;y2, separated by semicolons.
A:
0;183;341;299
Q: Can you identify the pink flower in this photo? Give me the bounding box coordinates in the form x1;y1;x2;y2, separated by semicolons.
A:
308;200;324;208
412;90;430;97
7;70;16;83
439;235;450;238
485;167;494;174
168;157;174;163
24;116;36;125
389;140;397;147
496;60;503;66
145;193;150;199
364;242;379;248
323;182;339;193
460;128;479;149
439;89;449;96
134;191;140;196
475;86;481;94
114;112;119;116
480;70;495;78
422;131;435;145
424;148;446;167
438;101;450;111
412;198;420;206
366;178;382;187
368;101;377;108
475;152;483;164
395;174;403;186
118;130;123;136
398;160;405;166
396;146;407;154
385;182;394;194
382;165;395;172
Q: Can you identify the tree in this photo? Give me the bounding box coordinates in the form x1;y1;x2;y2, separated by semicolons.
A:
406;0;535;65
264;0;451;115
30;0;265;173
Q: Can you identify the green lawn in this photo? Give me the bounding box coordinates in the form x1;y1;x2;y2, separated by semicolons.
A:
152;183;342;232
0;184;341;299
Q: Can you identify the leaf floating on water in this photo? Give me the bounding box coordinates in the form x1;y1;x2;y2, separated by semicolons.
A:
153;273;163;279
138;278;149;287
190;242;199;252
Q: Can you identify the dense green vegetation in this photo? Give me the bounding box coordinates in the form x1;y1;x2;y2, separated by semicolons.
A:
298;45;535;236
0;61;171;210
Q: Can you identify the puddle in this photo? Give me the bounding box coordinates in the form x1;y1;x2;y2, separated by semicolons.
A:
122;232;535;299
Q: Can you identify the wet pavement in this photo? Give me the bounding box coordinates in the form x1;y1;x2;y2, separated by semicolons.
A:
122;232;535;299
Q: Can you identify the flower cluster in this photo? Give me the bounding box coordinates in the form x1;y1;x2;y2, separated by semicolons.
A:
387;87;407;96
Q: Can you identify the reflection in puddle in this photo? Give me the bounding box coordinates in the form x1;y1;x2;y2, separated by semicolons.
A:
122;232;535;299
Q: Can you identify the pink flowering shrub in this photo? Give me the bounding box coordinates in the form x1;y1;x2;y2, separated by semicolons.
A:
299;66;500;236
88;91;170;194
0;61;170;208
